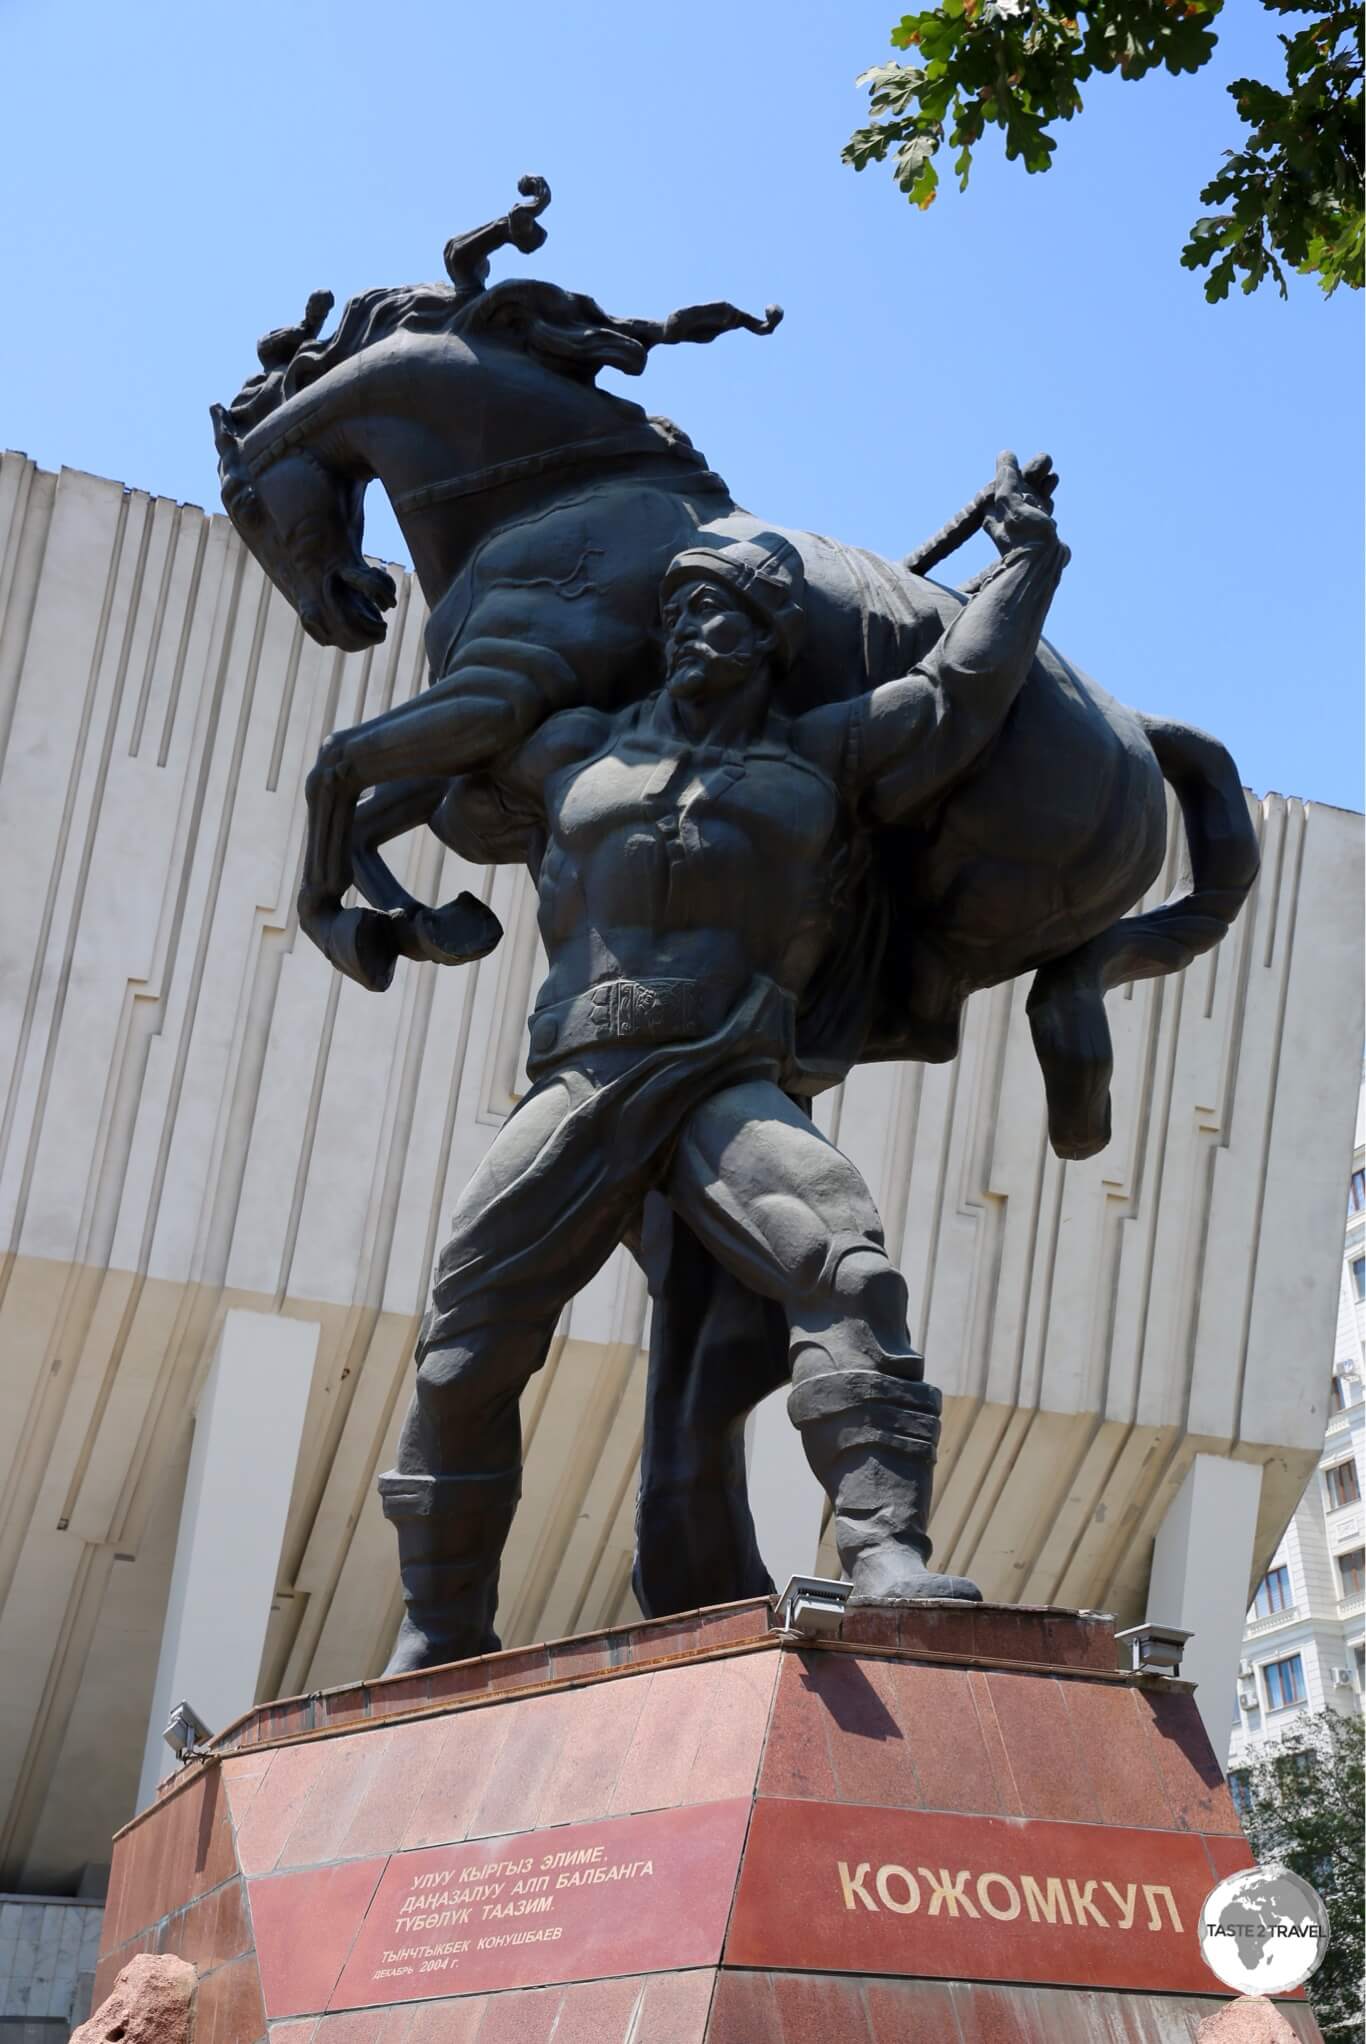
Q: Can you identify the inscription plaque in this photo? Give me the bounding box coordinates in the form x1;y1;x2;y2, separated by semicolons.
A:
250;1798;750;2017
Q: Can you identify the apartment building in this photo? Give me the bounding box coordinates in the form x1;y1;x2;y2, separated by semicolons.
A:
1228;1085;1366;1788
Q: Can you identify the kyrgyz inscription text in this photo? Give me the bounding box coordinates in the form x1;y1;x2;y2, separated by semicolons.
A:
253;1798;750;2018
372;1841;657;1982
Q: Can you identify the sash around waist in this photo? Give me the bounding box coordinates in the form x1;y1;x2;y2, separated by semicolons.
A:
527;975;793;1075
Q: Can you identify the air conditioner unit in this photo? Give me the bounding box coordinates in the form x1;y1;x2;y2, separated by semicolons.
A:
1331;1667;1353;1687
1237;1685;1257;1708
1238;1660;1254;1678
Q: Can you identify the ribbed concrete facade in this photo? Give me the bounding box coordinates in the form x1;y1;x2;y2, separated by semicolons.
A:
1;452;1361;1895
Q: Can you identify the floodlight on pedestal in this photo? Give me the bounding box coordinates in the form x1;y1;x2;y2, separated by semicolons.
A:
775;1575;850;1638
1115;1622;1193;1678
162;1699;214;1763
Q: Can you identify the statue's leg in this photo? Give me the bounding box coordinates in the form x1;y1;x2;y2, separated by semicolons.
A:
378;1069;638;1673
666;1079;980;1605
380;1323;551;1675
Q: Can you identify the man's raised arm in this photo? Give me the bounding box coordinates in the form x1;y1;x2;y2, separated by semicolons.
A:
851;452;1068;826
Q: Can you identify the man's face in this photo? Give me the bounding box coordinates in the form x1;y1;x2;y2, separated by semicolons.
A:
661;576;772;703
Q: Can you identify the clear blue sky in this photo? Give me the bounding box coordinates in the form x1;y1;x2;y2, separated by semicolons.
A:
2;0;1360;808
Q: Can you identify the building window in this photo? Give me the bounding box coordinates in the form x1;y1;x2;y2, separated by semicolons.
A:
1338;1547;1364;1597
1330;1373;1348;1412
1252;1564;1292;1617
1263;1654;1306;1710
1351;1169;1366;1215
1228;1769;1254;1817
1325;1460;1362;1510
1355;1644;1365;1690
1353;1256;1366;1301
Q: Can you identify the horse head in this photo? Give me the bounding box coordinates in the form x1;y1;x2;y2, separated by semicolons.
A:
211;402;398;650
211;176;782;640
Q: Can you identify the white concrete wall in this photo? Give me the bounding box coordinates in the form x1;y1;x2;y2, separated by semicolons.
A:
1146;1454;1263;1761
0;1897;101;2032
135;1310;317;1809
1;453;1362;1893
746;1388;826;1591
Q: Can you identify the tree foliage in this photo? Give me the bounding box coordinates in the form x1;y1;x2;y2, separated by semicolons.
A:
1236;1710;1365;2040
844;1;1364;300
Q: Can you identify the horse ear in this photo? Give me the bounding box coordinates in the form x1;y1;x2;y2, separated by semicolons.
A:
209;403;237;459
256;290;335;372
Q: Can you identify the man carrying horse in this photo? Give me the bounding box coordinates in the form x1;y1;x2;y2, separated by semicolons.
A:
378;450;1066;1674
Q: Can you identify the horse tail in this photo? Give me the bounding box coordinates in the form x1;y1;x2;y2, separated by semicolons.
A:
1027;716;1261;1160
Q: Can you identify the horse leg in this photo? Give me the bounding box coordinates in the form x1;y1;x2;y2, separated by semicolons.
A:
350;777;510;969
1026;961;1117;1162
299;644;565;987
1028;717;1259;1161
350;779;448;917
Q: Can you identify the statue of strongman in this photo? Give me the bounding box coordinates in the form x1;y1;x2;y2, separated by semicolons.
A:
378;452;1068;1673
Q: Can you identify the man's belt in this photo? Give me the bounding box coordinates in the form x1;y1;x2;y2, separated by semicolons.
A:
529;977;707;1062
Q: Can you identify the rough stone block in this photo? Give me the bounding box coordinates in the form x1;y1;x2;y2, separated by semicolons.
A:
70;1953;196;2044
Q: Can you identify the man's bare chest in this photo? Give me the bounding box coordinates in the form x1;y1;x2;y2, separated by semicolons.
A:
546;738;843;868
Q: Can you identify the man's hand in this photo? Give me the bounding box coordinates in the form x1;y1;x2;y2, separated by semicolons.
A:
982;450;1060;556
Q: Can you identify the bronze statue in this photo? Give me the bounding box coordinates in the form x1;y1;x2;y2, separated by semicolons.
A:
213;180;1259;1669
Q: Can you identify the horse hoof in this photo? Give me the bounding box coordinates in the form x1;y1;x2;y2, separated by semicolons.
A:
325;907;402;993
413;894;504;966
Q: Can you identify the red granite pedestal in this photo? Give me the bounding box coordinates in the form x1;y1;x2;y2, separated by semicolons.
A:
93;1601;1323;2042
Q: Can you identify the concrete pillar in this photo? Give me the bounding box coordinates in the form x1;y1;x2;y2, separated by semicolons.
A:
746;1387;828;1590
1146;1453;1263;1766
136;1310;318;1808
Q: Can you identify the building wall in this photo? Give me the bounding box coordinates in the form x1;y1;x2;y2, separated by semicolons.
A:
0;1898;101;2035
1228;1089;1366;1774
1;452;1362;1905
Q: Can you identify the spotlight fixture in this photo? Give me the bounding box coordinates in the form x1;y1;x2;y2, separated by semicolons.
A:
162;1699;214;1763
1115;1622;1192;1678
776;1575;851;1639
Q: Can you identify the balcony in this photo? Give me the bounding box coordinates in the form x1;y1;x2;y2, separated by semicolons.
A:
1337;1590;1365;1622
1244;1606;1301;1639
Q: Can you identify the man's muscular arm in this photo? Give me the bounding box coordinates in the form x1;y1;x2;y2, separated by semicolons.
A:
499;703;610;813
804;453;1068;824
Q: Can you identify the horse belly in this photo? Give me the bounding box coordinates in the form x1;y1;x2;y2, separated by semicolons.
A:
903;651;1169;984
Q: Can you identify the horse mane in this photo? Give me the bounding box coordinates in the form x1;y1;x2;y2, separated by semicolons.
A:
223;282;473;432
222;275;783;436
218;176;782;444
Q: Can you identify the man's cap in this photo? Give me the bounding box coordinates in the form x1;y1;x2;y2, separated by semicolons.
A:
661;532;806;670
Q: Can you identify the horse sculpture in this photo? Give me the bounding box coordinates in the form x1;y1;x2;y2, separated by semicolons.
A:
213;178;1259;1617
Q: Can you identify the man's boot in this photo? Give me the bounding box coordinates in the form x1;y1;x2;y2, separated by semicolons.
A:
788;1370;981;1604
377;1468;521;1674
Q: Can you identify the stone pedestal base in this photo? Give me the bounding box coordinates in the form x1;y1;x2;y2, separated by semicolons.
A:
94;1600;1321;2041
